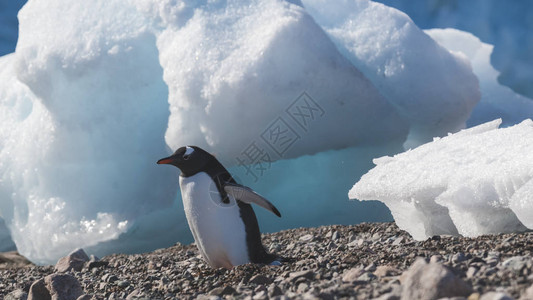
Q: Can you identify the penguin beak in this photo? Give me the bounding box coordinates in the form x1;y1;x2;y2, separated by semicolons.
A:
157;156;174;165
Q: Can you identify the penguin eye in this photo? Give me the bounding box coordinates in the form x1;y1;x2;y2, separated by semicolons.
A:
183;154;190;160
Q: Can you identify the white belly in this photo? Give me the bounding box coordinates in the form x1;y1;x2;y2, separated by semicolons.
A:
179;172;249;268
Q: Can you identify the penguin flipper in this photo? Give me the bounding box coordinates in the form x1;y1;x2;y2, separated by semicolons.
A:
224;183;281;217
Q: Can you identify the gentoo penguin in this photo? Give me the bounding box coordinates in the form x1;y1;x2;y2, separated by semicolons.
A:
157;146;281;269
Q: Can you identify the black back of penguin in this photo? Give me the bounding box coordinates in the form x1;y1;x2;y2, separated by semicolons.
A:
159;146;277;264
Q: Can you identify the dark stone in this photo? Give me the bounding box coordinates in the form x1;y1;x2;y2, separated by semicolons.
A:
249;274;272;285
209;286;236;296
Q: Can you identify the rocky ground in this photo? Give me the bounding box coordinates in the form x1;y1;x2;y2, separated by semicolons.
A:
2;222;533;300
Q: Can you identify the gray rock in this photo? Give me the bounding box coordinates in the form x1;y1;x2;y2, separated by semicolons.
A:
429;255;443;263
249;274;272;285
0;251;33;268
84;255;108;270
102;273;119;283
502;256;530;272
318;292;335;300
268;285;283;297
253;290;268;300
486;252;501;267
209;286;236;296
342;267;364;282
400;258;472;300
288;270;314;282
452;252;467;263
126;289;143;300
519;284;533;300
5;289;28;300
375;265;400;277
299;234;314;242
374;293;401;300
45;274;84;300
365;263;377;272
269;243;282;253
297;282;308;293
76;296;93;300
479;292;514;300
358;272;377;282
116;280;130;288
55;248;90;273
392;236;404;246
28;279;50;300
466;267;479;278
347;239;360;247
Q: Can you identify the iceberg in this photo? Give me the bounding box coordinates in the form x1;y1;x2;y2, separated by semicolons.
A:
1;0;179;264
1;0;480;263
425;28;533;127
374;0;533;100
348;28;533;241
302;0;480;148
350;119;533;240
152;0;408;162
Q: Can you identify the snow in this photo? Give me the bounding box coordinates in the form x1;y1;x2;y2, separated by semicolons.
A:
350;119;533;240
0;0;529;264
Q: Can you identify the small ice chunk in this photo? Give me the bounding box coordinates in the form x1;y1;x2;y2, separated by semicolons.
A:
350;119;533;240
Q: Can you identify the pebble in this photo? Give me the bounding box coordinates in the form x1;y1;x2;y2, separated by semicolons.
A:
479;292;514;300
249;274;272;285
299;234;314;242
54;248;90;273
400;258;472;300
1;223;533;299
342;267;364;282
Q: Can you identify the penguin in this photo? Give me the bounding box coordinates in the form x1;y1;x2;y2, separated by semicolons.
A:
157;146;281;269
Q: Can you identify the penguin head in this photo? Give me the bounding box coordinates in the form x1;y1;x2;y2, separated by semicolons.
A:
157;146;214;177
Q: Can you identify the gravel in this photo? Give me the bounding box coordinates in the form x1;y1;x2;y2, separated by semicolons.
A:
1;222;533;299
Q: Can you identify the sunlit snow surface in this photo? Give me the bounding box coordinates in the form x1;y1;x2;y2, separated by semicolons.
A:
0;0;530;263
350;119;533;240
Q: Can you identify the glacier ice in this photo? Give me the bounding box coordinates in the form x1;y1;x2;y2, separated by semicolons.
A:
0;0;485;264
426;29;533;128
302;0;480;148
374;0;533;100
1;0;180;264
154;0;407;162
350;119;533;240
